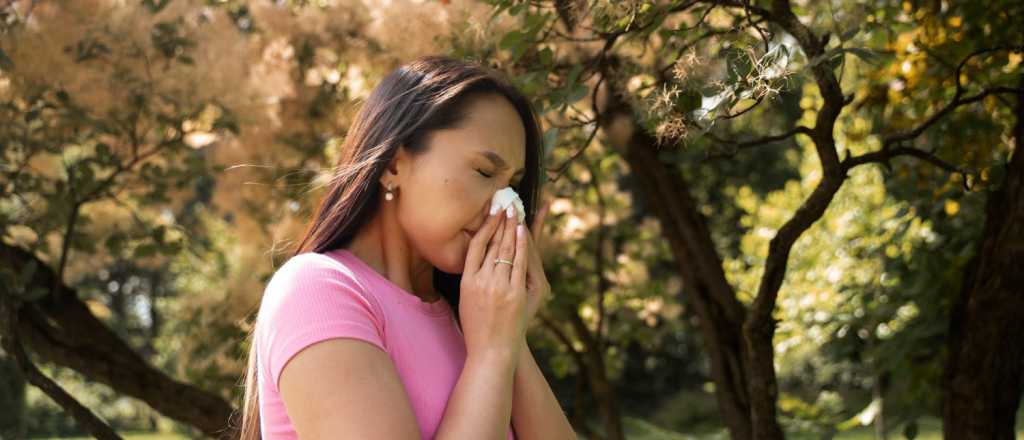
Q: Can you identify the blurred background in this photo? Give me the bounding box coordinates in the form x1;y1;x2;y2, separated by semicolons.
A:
1;0;1022;439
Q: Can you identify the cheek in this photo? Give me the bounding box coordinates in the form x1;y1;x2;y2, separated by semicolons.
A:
414;174;482;234
448;173;491;207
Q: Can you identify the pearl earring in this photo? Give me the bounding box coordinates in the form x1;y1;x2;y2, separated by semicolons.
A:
385;183;394;201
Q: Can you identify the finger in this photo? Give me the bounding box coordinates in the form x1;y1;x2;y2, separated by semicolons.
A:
465;207;503;275
512;223;528;289
482;213;507;274
494;205;518;280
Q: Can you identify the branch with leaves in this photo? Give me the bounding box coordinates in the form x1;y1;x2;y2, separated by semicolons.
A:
842;46;1023;186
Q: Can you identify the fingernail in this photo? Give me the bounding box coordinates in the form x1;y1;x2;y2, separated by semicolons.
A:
490;204;498;216
517;224;524;237
506;205;514;218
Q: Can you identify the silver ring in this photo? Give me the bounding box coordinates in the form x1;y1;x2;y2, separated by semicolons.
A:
495;258;513;266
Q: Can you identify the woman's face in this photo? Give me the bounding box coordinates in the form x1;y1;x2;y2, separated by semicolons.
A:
389;93;526;274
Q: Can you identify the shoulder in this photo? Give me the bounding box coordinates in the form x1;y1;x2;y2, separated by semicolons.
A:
268;251;363;290
256;252;391;389
258;251;384;328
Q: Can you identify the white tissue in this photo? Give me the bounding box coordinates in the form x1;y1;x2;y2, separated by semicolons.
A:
490;187;525;223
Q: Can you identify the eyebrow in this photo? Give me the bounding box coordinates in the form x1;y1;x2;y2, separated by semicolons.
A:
477;150;525;176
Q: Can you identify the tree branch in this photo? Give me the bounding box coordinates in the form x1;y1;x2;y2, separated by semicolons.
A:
881;86;1021;151
842;85;1022;185
696;125;813;164
1;294;123;440
547;70;605;185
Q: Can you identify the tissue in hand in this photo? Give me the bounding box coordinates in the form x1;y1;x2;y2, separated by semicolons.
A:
490;187;525;224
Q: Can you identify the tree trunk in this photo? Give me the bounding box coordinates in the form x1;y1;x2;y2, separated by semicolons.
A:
0;352;27;439
598;59;755;440
941;73;1024;440
564;308;624;440
0;244;237;439
873;372;887;440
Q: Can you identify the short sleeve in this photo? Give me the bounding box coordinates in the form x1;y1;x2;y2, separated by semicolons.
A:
256;252;387;392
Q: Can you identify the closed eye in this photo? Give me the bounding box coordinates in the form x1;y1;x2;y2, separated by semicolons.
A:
478;169;522;187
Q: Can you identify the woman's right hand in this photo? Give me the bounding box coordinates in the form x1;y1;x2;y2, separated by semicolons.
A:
459;205;529;361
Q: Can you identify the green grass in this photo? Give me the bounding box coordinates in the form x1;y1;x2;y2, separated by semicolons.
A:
582;413;1024;440
832;416;944;440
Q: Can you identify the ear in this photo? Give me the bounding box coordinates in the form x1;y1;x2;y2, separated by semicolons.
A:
380;146;410;188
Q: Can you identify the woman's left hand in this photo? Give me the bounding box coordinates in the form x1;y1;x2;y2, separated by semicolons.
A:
521;199;553;330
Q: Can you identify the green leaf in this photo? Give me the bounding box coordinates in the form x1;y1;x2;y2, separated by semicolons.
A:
674;89;702;113
806;48;844;70
724;47;753;84
105;232;127;255
499;30;530;60
566;83;588;104
499;31;525;51
841;47;881;65
538;47;553;67
487;1;513;24
509;2;526;16
134;243;159;258
565;64;583;85
516;71;543;98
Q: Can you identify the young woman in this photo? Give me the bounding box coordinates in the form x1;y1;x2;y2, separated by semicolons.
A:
236;55;576;439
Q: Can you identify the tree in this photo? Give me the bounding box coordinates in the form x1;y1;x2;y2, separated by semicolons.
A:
453;0;1022;438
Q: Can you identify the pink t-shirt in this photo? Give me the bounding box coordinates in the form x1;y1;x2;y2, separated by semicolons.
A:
255;248;516;440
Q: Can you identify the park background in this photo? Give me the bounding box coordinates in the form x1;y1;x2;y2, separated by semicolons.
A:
0;0;1022;439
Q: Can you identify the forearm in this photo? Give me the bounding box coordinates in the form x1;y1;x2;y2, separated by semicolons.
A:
511;339;577;439
436;347;519;440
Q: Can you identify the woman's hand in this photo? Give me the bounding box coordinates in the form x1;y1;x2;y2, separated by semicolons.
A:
521;200;552;331
459;205;530;360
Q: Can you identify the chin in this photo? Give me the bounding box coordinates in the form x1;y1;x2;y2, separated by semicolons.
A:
433;247;467;275
438;261;466;275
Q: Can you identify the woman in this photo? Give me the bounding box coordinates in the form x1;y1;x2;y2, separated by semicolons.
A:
236;55;576;439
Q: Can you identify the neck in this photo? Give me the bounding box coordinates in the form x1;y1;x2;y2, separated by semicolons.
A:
343;207;440;303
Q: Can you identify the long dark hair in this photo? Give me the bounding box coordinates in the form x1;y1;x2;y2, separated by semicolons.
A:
235;55;544;440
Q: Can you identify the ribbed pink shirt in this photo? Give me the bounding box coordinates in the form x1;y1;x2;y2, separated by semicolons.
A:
255;248;516;439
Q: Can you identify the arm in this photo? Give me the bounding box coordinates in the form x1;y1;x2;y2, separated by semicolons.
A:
434;346;521;440
281;340;521;440
511;338;577;439
279;339;423;439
